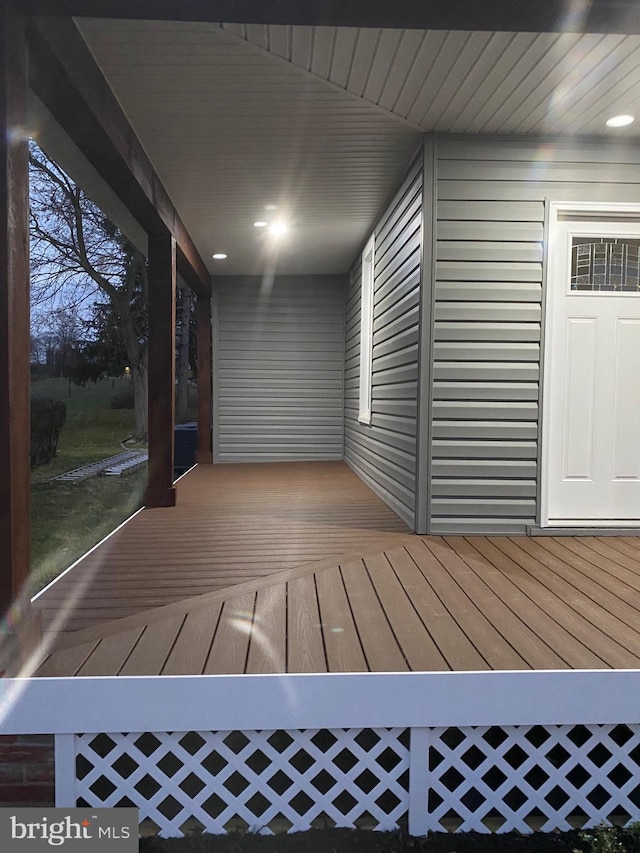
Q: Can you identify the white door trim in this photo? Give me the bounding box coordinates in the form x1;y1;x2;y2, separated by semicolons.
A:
541;200;640;527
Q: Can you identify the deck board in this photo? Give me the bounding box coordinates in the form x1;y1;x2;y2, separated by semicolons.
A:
30;461;640;679
33;461;411;634
287;575;326;674
364;551;448;672
455;537;609;669
203;593;255;675
315;565;368;672
341;558;408;672
162;606;222;676
119;616;186;677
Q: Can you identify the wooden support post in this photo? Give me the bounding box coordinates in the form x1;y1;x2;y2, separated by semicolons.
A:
0;2;31;610
196;293;213;464
144;232;177;508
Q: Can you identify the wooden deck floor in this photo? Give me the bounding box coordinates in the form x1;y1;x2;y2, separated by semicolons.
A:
37;526;640;678
33;462;411;634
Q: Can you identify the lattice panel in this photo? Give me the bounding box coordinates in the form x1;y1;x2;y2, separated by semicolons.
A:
426;724;640;833
73;728;410;837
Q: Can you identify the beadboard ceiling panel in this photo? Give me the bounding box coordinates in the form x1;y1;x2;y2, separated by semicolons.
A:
75;19;420;276
221;24;640;138
73;17;640;275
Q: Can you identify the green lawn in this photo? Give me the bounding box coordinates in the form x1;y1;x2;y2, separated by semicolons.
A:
30;377;146;594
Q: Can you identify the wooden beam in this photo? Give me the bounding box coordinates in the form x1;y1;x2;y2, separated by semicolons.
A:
196;294;213;465
144;233;177;509
21;0;640;35
27;16;210;296
0;2;31;609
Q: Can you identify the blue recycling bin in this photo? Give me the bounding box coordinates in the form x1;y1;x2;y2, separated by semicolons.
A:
174;422;197;476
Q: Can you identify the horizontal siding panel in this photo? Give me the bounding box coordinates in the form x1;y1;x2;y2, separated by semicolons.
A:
371;363;419;386
370;413;416;436
436;281;541;301
435;321;540;342
438;180;640;203
344;455;415;519
372;381;418;400
374;263;421;315
437;221;544;241
437;241;542;263
432;401;538;420
374;291;420;335
433;342;539;361
436;139;640;163
219;422;343;433
437;200;544;221
438;159;640;183
435;302;541;322
436;261;542;282
345;459;414;527
432;479;537;497
372;343;419;374
432;440;537;459
432;498;536;518
373;326;419;358
344;440;415;492
376;156;422;237
433;382;539;401
219;337;344;350
215;275;345;462
374;399;417;418
221;367;341;379
345;422;416;457
432;421;538;440
375;191;422;262
433;362;539;381
429;519;529;534
375;235;421;293
345;428;416;473
432;459;537;478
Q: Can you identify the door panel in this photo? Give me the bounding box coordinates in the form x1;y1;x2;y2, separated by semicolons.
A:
545;213;640;524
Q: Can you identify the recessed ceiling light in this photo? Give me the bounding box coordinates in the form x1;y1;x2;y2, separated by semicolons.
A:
606;114;634;128
264;204;278;211
212;253;227;260
269;222;288;237
254;221;268;228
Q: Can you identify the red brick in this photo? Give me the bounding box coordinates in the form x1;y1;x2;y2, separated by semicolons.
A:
16;736;54;748
0;765;25;782
0;747;53;762
0;783;55;803
24;765;55;783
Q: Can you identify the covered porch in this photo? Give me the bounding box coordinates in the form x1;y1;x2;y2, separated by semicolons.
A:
10;459;640;838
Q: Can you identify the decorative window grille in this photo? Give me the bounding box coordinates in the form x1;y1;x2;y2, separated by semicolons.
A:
74;728;410;837
571;237;640;291
425;724;640;834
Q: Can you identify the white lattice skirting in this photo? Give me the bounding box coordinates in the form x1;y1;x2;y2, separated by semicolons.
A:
58;723;640;837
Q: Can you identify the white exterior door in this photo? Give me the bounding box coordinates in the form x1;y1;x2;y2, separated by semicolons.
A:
544;207;640;526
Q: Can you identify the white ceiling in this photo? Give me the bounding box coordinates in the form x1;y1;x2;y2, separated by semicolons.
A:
74;18;640;276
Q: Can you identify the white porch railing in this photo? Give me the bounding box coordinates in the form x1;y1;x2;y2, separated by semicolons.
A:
3;671;640;837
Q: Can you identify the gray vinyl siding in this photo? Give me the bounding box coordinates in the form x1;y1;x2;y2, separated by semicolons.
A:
214;275;345;462
431;135;640;533
344;156;422;527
